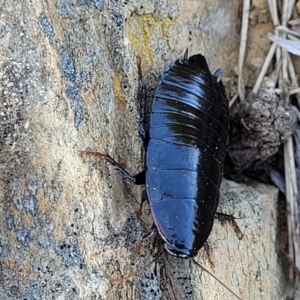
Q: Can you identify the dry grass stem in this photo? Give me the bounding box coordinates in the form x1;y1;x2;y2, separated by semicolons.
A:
287;34;300;42
286;54;300;279
229;93;238;109
280;0;299;282
267;0;280;26
287;54;300;105
252;42;277;94
288;87;300;96
238;0;300;285
277;25;300;38
237;0;250;102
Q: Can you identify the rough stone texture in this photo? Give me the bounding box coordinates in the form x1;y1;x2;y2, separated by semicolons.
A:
162;179;290;300
0;1;290;299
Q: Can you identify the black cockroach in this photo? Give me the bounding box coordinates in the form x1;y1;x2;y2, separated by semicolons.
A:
79;50;242;299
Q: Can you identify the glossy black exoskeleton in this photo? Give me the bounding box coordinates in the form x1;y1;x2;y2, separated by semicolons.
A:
81;51;229;258
145;51;228;258
79;51;245;299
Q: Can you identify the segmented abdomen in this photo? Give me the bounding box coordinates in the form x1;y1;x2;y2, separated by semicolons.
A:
146;54;228;255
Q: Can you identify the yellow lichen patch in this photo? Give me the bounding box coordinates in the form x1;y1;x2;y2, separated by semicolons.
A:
113;72;126;106
126;14;177;66
161;18;177;41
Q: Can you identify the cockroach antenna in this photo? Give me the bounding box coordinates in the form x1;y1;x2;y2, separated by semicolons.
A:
104;251;164;282
192;259;242;300
79;51;242;299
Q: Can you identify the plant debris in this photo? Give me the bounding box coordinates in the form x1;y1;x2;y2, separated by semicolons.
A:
228;76;299;172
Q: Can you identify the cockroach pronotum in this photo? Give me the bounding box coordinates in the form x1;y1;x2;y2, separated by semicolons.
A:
79;50;242;299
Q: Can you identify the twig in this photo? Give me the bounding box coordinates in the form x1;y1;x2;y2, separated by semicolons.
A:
237;0;250;101
229;93;238;109
281;0;293;84
286;53;300;278
252;42;277;94
267;0;281;62
287;54;300;106
282;250;300;278
277;25;300;38
282;0;295;27
281;0;299;282
265;0;300;283
241;118;250;131
287;34;300;42
267;0;280;27
288;87;300;96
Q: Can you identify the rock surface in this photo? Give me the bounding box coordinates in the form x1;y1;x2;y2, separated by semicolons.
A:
0;1;289;299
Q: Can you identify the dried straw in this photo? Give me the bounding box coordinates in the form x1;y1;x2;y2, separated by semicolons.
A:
236;0;300;287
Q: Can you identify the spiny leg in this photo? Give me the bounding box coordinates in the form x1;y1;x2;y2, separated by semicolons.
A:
131;227;157;259
78;150;146;185
203;242;215;268
215;212;244;239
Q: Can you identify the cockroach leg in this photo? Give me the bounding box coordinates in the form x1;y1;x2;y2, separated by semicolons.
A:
79;150;146;184
105;251;164;283
131;227;157;258
203;242;215;268
215;212;244;240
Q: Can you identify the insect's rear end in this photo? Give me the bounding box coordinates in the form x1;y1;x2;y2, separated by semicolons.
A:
146;53;229;258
